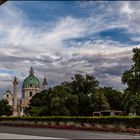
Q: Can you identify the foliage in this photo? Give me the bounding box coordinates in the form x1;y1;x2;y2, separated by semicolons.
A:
66;74;99;95
123;91;140;115
101;87;123;110
27;73;124;116
0;99;13;116
28;74;102;116
122;48;140;93
1;116;140;129
122;48;140;115
51;97;70;116
28;90;51;116
78;92;91;116
91;89;110;111
65;94;78;116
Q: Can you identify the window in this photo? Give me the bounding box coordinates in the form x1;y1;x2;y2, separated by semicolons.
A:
30;91;32;97
7;94;9;97
30;84;32;87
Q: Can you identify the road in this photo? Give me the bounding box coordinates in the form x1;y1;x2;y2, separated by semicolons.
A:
0;126;140;139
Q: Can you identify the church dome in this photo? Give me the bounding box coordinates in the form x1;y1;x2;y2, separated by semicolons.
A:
22;67;40;88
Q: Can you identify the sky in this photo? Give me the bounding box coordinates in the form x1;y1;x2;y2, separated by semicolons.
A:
0;1;140;96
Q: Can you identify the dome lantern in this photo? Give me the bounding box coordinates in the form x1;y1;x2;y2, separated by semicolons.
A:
29;66;34;76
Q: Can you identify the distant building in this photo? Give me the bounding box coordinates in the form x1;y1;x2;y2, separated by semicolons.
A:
3;90;13;106
3;66;48;116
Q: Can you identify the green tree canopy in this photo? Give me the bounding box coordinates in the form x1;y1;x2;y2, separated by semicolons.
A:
122;48;140;115
91;89;110;112
101;87;123;111
0;99;13;116
122;48;140;93
64;74;99;95
51;97;70;116
65;94;78;116
28;73;123;116
28;89;51;116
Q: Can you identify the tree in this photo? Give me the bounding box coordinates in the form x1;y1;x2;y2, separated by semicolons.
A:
51;97;70;116
28;74;101;116
0;99;13;116
28;89;51;116
28;86;71;116
65;94;78;116
65;74;99;95
91;90;110;112
122;90;140;115
122;48;140;93
122;48;140;114
101;87;123;110
133;93;140;115
62;74;99;116
28;73;113;116
50;85;69;100
78;92;91;116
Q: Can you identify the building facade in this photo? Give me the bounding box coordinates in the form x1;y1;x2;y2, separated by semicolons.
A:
3;66;48;116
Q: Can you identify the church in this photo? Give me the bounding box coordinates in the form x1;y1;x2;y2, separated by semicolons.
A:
3;66;48;116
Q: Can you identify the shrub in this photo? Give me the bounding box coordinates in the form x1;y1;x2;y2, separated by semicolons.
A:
0;116;140;129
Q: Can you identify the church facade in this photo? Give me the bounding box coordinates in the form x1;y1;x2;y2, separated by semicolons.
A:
3;66;48;116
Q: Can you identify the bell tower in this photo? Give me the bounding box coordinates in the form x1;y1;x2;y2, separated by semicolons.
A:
43;77;48;90
13;76;18;116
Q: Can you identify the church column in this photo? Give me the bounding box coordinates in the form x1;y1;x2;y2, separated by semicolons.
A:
13;76;18;116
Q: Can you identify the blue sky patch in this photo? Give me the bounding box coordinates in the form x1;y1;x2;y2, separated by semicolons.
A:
0;69;16;75
99;28;140;45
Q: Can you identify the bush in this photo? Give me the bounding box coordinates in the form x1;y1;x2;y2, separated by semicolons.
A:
0;116;140;128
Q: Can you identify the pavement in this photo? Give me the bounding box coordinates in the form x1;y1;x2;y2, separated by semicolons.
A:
0;126;140;139
0;133;62;139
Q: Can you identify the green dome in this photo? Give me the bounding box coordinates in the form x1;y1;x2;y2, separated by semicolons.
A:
22;67;40;88
22;75;40;88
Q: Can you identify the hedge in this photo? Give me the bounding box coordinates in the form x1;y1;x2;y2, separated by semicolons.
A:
0;116;140;128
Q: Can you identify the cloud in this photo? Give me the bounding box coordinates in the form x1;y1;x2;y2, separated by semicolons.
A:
0;1;140;95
